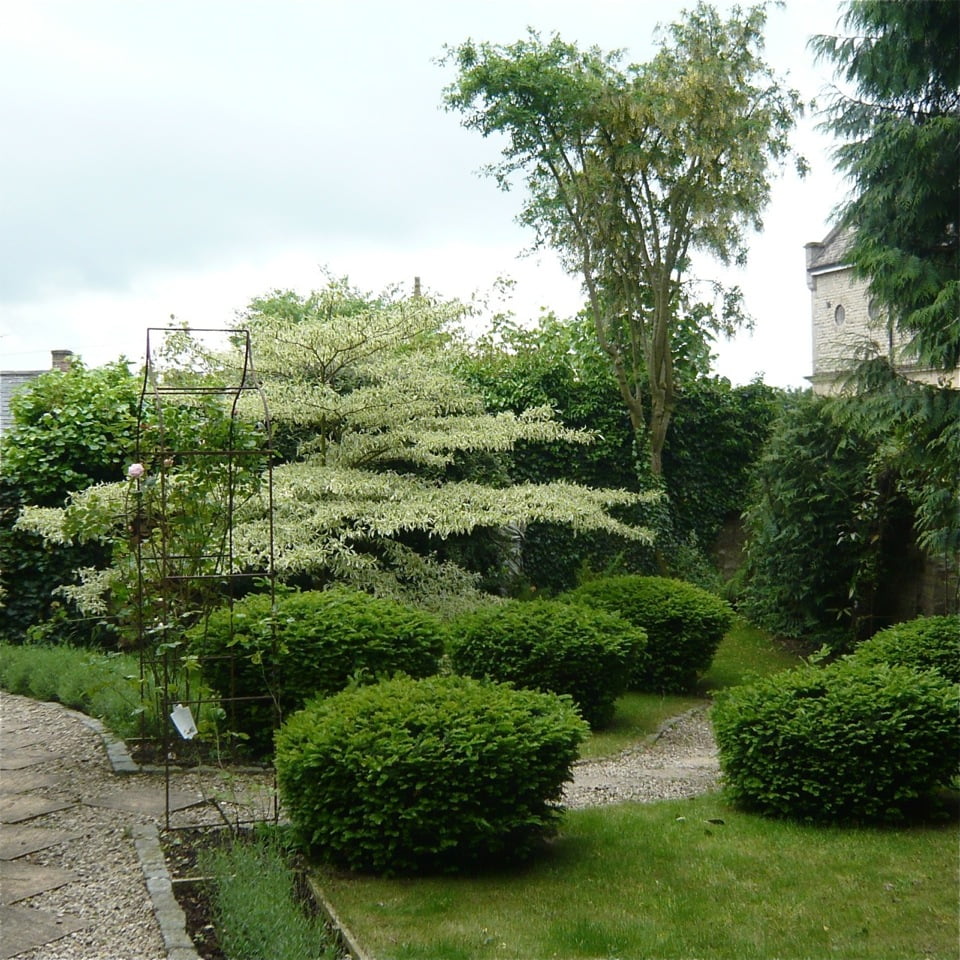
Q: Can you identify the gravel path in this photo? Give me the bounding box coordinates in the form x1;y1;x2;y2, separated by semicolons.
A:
1;691;720;959
562;705;720;808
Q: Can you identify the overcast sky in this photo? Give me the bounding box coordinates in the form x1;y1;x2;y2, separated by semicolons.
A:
1;0;849;388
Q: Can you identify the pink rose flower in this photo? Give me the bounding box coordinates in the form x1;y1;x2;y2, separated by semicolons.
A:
127;463;145;479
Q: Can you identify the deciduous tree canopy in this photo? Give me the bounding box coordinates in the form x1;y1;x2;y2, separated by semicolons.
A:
442;2;804;474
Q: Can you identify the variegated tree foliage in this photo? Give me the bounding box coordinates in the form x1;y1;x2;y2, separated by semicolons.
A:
19;277;656;618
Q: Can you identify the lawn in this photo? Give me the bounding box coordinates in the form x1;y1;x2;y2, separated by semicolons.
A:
314;795;958;960
309;620;959;960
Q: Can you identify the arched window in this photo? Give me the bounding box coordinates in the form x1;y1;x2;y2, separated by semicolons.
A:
834;303;845;326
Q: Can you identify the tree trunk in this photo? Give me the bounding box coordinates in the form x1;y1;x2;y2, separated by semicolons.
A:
648;397;670;477
645;289;675;477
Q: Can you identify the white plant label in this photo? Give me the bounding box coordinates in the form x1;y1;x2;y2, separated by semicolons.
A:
170;703;198;740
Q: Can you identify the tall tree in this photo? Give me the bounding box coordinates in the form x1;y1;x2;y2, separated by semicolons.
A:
810;2;960;580
442;2;804;474
811;0;960;371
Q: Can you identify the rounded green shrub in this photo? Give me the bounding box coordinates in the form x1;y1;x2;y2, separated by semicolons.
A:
564;575;732;692
712;659;960;823
852;615;960;683
447;599;645;728
275;674;589;875
186;587;446;754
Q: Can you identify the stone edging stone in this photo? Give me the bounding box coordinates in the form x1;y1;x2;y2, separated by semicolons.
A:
132;822;203;960
52;704;202;959
70;705;355;960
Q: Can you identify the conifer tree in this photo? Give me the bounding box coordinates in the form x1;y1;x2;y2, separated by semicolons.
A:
811;0;959;371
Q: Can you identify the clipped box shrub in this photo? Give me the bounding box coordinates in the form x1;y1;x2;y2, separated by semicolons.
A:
712;659;960;823
275;674;589;875
564;575;732;692
852;614;960;684
186;587;446;754
447;599;645;728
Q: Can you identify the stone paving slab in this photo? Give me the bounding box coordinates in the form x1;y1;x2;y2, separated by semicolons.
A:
0;751;56;771
84;785;206;817
0;795;75;824
0;731;45;749
0;771;61;795
0;718;32;734
0;904;88;959
0;860;77;904
0;826;79;861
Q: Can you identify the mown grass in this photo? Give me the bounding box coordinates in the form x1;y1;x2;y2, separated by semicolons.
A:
315;795;959;960
698;615;803;691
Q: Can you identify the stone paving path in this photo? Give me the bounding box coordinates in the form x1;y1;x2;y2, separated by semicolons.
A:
1;692;176;958
0;691;274;960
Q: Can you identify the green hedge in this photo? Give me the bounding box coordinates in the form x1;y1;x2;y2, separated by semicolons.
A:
852;615;960;684
275;675;589;875
563;575;732;692
186;587;446;754
447;599;646;728
712;659;960;823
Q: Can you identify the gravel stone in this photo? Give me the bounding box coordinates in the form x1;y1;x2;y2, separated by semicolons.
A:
562;705;720;808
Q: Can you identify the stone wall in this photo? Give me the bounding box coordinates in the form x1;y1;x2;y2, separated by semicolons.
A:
710;514;958;625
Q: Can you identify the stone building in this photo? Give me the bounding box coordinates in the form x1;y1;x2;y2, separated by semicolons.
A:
0;350;73;448
805;225;960;393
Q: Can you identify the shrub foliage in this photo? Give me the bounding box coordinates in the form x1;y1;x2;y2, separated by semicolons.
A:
712;659;960;823
457;316;783;591
447;599;646;728
275;674;589;875
186;588;446;753
564;575;732;692
852;614;960;684
0;360;139;643
740;391;934;650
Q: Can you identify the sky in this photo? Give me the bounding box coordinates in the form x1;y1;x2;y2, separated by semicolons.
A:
0;0;850;388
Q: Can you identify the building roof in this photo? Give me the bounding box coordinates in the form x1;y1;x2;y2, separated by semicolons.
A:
0;351;74;443
805;223;855;274
0;370;46;438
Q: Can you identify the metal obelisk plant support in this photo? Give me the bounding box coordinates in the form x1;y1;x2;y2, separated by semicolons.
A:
133;328;277;827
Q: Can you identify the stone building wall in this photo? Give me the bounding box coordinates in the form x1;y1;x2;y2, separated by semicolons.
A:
0;369;46;440
806;225;959;394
